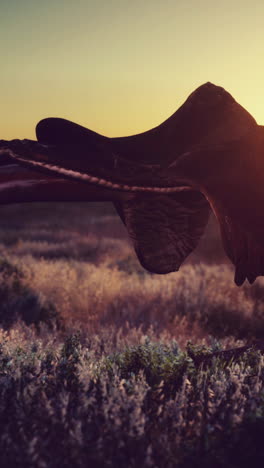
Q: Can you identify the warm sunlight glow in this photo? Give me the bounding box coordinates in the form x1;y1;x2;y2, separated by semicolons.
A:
1;0;264;139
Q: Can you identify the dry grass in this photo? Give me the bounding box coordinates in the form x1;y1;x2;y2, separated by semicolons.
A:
0;323;264;468
0;201;264;342
1;251;264;342
0;202;263;467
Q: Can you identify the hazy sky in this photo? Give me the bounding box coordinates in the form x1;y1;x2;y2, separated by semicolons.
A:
1;0;264;139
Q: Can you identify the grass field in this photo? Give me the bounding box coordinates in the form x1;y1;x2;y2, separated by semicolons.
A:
0;202;264;467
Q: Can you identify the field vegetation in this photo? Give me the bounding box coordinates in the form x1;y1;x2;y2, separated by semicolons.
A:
0;202;263;467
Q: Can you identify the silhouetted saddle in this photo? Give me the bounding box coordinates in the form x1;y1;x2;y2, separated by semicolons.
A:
36;82;253;165
34;113;213;275
0;82;263;285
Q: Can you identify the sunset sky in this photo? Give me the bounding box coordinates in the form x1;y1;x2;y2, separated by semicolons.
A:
1;0;264;140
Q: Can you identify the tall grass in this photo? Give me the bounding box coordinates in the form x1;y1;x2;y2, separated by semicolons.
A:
1;254;264;342
0;326;264;468
0;202;263;467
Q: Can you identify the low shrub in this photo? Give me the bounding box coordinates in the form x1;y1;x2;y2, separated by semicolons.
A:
0;330;263;467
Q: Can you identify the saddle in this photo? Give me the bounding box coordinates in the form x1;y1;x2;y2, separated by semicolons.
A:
0;82;262;284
